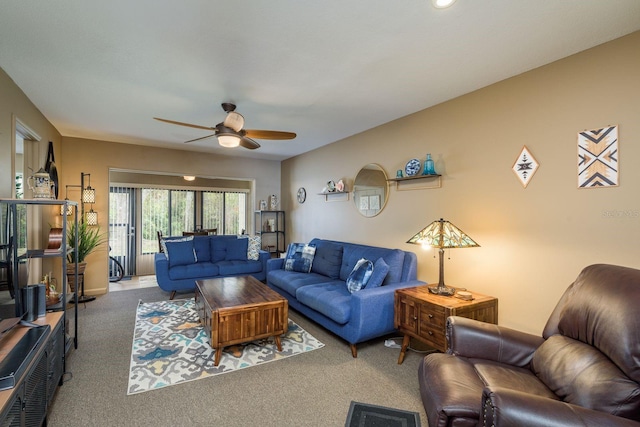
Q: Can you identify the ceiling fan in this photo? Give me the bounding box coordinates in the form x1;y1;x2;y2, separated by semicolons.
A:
154;103;296;150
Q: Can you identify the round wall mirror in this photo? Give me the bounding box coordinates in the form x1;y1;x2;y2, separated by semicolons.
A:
353;164;388;217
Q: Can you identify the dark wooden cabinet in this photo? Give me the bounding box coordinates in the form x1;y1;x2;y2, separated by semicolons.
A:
0;313;64;427
395;285;498;363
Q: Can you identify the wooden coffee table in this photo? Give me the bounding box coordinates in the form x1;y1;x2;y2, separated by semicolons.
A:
194;276;288;366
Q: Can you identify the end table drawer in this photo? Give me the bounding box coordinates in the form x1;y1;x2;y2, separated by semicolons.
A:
419;303;446;328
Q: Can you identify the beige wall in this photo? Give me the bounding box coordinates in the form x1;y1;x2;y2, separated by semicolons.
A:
282;31;640;334
57;137;281;295
0;68;62;198
2;32;639;331
0;68;64;287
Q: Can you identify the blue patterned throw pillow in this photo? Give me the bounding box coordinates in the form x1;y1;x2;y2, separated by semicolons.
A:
284;243;316;273
238;235;261;260
365;257;390;289
346;258;374;293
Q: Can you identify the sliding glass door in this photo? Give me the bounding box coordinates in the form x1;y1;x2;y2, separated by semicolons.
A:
109;187;136;278
107;178;251;279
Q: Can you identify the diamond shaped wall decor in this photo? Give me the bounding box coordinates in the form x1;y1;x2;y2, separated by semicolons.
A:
512;146;539;188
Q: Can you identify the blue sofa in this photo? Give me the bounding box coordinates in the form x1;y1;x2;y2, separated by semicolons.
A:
154;234;269;299
266;238;424;357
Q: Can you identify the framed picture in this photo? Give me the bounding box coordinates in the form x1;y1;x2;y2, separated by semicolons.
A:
369;195;380;210
359;196;369;211
512;146;539;188
578;125;618;188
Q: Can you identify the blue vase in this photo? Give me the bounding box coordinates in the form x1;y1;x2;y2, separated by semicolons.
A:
423;153;436;175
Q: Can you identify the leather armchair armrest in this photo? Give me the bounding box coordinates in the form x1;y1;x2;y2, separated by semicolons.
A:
481;386;640;427
447;316;544;368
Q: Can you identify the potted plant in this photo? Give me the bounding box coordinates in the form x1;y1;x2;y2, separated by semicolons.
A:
66;221;106;291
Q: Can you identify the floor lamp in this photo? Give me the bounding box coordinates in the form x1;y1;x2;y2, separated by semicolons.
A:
61;172;97;303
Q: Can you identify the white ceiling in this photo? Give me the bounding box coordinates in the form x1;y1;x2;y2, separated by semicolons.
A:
1;1;639;161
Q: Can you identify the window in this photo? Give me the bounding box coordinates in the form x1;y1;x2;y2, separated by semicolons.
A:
202;191;247;235
141;188;247;254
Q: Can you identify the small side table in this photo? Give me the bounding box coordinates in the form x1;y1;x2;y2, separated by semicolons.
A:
394;285;498;364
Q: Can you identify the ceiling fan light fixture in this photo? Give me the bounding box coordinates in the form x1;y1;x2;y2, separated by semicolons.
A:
432;0;457;8
218;134;241;148
223;111;245;132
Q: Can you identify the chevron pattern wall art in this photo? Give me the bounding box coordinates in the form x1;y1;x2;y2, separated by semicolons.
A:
577;125;619;188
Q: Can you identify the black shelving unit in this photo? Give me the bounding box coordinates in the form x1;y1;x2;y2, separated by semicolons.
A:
0;198;79;354
255;210;285;257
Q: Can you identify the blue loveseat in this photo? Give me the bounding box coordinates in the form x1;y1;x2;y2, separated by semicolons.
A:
266;238;424;357
154;234;269;299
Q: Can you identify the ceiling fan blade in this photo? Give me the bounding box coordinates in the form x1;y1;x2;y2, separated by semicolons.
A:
184;134;216;143
244;129;297;140
239;136;260;150
154;117;215;131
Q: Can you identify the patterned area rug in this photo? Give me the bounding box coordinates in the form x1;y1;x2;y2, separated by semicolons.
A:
128;298;324;394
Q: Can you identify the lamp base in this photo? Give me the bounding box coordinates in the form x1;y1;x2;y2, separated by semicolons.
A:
428;284;456;296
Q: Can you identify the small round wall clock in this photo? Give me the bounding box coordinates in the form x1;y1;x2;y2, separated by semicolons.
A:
405;158;421;176
297;187;306;203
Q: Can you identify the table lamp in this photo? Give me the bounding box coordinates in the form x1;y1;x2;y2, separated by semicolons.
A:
407;218;479;296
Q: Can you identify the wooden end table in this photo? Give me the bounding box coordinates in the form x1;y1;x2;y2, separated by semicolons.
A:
394;285;498;364
194;276;288;366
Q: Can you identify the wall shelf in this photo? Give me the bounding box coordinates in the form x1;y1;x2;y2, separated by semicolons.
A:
317;191;350;202
387;174;441;191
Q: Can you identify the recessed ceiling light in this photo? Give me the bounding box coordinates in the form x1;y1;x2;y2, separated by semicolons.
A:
432;0;457;8
183;176;196;181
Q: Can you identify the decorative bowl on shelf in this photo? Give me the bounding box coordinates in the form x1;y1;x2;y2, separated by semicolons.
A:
46;292;61;306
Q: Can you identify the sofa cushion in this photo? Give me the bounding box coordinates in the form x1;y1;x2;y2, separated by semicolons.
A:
339;245;404;285
210;236;238;262
168;262;220;280
310;240;343;279
284;243;316;273
346;258;373;293
225;237;248;261
531;335;640;418
268;270;330;297
366;257;390;289
161;235;193;258
193;235;211;263
296;282;352;324
216;259;263;276
164;238;197;268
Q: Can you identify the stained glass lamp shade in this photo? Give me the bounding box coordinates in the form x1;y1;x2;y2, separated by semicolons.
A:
407;218;479;296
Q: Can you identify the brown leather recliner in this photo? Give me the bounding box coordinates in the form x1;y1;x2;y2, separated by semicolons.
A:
418;264;640;427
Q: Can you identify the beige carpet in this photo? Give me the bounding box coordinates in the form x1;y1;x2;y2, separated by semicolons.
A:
47;286;429;426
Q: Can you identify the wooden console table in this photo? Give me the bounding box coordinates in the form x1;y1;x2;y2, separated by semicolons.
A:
394;285;498;363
